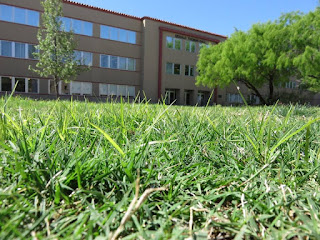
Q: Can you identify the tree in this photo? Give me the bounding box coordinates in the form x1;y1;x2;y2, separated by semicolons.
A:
196;16;300;105
288;8;320;91
30;0;87;98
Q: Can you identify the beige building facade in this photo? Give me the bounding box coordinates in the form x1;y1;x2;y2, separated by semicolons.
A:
0;0;319;105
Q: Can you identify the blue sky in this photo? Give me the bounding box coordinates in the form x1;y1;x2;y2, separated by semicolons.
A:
72;0;318;36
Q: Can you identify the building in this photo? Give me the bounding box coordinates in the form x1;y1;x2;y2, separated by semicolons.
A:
0;0;319;105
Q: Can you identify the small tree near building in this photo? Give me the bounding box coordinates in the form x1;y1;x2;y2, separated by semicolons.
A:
30;0;88;98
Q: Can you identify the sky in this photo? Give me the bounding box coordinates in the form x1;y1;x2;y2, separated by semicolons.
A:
71;0;318;37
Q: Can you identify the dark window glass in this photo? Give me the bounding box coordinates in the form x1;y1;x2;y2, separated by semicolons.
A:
28;44;37;59
72;19;82;34
74;51;82;63
1;77;12;91
119;57;127;70
166;37;173;48
82;52;92;66
174;64;180;75
185;65;189;76
83;21;92;36
0;5;13;22
15;42;26;58
15;78;26;92
14;7;26;24
110;27;118;41
28;79;38;93
110;56;118;69
100;25;109;39
190;66;194;76
1;41;12;57
166;63;173;74
174;39;181;50
191;42;196;52
128;58;135;71
119;29;127;42
27;10;39;26
100;55;109;68
61;17;71;32
128;31;136;44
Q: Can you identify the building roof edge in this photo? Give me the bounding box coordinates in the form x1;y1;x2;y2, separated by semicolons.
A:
63;0;227;39
142;17;227;39
62;0;142;20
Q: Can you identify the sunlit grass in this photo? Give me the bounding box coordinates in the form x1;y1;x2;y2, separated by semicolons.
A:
1;96;320;239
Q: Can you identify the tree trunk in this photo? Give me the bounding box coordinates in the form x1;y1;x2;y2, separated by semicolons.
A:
268;77;274;105
54;75;60;99
238;79;267;105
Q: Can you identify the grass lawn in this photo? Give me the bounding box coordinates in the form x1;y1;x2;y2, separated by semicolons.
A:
1;96;320;239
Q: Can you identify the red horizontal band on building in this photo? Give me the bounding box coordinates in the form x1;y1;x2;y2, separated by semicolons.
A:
159;27;222;43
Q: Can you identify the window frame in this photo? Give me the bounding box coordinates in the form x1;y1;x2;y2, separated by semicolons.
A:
0;4;39;27
100;24;137;44
186;40;196;53
0;40;38;60
166;36;181;50
100;54;136;71
99;83;136;97
70;81;92;96
185;65;194;76
61;17;93;36
0;76;39;93
166;62;181;75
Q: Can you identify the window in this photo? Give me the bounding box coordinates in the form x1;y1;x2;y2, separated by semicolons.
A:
174;64;180;75
0;77;38;93
128;58;135;71
1;41;12;57
15;42;26;59
184;90;193;105
199;43;210;49
27;79;38;93
165;89;177;105
197;92;206;106
1;77;12;91
99;84;135;97
110;27;118;41
110;56;118;69
70;81;92;95
100;25;136;44
15;78;26;92
74;51;92;66
28;44;37;59
109;84;117;96
14;7;26;25
185;65;194;76
186;41;196;52
0;4;39;27
27;10;39;26
0;5;13;22
227;93;243;104
285;81;297;89
100;55;109;68
249;94;260;105
119;57;127;70
100;54;136;71
61;17;93;36
0;40;38;59
166;36;181;50
166;62;180;75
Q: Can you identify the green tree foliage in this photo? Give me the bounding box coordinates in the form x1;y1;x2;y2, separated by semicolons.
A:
29;0;87;98
197;18;298;105
289;8;320;91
